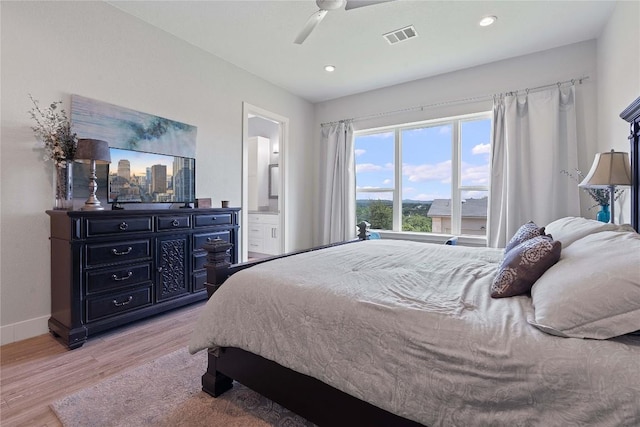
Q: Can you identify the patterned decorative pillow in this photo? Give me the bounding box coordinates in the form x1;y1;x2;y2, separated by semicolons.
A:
491;235;562;298
504;221;547;253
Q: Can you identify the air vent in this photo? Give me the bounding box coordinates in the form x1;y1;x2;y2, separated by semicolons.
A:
383;25;418;45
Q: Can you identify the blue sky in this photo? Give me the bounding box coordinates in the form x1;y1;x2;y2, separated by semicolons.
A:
355;118;491;201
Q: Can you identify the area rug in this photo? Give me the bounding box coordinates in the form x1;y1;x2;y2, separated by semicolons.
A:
51;348;316;427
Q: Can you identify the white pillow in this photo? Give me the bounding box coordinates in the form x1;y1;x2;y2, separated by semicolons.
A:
529;230;640;339
544;216;624;248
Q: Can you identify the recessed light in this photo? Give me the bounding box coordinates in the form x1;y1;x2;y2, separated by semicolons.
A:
479;15;497;27
324;65;336;72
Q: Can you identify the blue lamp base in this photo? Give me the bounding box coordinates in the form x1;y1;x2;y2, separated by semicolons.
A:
596;204;610;223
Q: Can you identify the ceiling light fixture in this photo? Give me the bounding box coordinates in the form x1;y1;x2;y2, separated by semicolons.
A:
479;15;497;27
324;65;336;72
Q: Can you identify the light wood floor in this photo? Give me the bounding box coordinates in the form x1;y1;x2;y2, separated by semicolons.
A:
0;302;206;427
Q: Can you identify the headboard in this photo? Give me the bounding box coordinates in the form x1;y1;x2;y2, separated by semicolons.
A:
620;96;640;231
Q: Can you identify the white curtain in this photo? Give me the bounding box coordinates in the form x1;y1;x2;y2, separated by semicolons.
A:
318;121;355;245
488;86;580;248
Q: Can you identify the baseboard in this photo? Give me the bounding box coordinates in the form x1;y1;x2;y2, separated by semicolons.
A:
0;315;49;346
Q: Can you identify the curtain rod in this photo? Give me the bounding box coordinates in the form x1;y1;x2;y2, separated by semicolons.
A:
320;76;589;127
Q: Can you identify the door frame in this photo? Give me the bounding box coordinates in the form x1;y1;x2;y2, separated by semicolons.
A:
242;102;289;262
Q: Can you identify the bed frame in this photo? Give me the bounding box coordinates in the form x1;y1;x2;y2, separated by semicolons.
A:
200;97;640;427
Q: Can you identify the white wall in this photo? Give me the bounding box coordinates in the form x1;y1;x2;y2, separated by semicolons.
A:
313;41;600;245
0;1;315;344
596;0;640;224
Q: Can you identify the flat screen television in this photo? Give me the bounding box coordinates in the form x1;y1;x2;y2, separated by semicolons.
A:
108;147;195;205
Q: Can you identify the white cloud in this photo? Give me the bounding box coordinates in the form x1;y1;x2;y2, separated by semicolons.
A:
354;149;366;157
402;160;451;183
462;190;488;199
472;143;491;155
356;163;384;173
356;162;393;173
412;193;447;201
383;179;391;185
461;162;490;185
355;191;393;201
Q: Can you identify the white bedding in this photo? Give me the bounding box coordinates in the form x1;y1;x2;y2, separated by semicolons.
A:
189;239;640;426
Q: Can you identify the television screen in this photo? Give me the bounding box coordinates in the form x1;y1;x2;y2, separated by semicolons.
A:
108;148;195;204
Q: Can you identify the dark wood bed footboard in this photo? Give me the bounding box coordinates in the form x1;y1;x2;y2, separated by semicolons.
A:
203;347;425;427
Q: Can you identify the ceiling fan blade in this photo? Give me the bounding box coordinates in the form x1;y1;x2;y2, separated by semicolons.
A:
345;0;395;10
294;9;328;44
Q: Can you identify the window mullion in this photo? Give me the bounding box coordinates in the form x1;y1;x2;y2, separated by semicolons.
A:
451;120;461;235
393;128;402;231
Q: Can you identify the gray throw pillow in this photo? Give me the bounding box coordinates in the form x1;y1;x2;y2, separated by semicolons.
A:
504;221;547;253
492;235;562;298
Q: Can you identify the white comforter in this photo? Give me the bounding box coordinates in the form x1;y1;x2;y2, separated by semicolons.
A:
189;240;640;426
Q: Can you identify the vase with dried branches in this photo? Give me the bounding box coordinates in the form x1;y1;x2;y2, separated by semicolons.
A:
28;95;78;209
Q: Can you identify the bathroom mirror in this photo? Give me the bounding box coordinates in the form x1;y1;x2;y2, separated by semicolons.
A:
269;164;279;199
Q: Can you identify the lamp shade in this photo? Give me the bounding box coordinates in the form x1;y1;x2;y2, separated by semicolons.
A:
74;139;111;164
579;150;632;188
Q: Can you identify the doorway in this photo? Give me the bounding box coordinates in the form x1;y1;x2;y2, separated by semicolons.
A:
242;103;288;262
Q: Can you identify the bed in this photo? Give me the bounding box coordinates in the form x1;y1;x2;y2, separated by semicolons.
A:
188;98;640;427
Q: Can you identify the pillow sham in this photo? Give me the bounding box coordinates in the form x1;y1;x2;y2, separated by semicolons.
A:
529;230;640;339
504;221;547;253
491;235;562;298
544;216;622;248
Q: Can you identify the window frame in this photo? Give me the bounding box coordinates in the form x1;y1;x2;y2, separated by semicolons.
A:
354;111;492;237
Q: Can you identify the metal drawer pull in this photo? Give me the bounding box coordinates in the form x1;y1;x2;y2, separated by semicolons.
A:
113;296;133;307
211;216;217;221
172;219;180;227
119;222;129;231
111;271;133;281
111;247;133;256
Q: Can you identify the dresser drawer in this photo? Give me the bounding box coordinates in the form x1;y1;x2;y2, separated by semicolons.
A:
86;263;152;294
86;286;152;322
193;231;230;251
86;217;152;237
194;213;232;227
247;224;262;234
247;239;263;252
157;215;191;231
249;214;278;225
193;251;207;271
193;271;207;292
86;240;151;267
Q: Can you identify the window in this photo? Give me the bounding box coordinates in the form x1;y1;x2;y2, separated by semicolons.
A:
355;112;491;236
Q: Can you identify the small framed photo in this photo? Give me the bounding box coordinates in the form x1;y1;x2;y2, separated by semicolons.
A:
195;198;212;208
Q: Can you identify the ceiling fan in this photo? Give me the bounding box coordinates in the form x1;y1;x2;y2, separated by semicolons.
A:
294;0;396;45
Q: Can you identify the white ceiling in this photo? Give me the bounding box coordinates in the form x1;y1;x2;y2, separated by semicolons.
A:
107;0;616;103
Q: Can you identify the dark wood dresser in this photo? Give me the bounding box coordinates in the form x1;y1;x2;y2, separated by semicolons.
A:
46;208;240;349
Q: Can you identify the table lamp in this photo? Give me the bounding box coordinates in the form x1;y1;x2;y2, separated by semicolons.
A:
75;139;111;211
579;149;632;223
